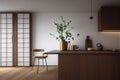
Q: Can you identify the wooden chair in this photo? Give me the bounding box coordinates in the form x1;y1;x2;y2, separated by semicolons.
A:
32;49;48;73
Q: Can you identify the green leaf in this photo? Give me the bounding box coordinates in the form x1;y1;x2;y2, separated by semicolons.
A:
56;37;59;40
61;16;63;20
68;38;70;41
77;33;80;36
49;33;52;35
72;37;74;40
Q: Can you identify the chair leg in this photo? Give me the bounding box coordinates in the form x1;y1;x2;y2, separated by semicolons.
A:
37;59;40;73
32;57;35;70
42;59;44;68
45;58;48;72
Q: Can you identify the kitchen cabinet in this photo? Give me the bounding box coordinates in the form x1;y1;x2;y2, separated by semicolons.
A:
59;51;120;80
98;6;120;31
59;54;80;80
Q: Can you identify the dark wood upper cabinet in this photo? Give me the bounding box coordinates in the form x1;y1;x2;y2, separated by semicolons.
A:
98;6;120;32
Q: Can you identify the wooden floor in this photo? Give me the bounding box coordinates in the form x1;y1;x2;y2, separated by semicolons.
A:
0;66;58;80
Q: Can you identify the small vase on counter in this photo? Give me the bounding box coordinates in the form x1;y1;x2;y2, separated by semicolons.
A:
85;36;93;51
60;40;68;51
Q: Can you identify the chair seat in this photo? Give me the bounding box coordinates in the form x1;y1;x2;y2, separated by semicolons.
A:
34;56;47;58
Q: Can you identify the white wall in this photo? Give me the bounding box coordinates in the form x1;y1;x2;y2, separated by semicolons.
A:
32;12;120;65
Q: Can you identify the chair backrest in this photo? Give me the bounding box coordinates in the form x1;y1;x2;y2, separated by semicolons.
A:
33;49;44;52
33;49;47;56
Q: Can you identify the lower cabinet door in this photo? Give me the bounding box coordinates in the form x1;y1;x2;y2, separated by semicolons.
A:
59;54;80;80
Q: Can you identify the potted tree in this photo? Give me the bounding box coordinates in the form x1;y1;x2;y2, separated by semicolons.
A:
50;16;80;51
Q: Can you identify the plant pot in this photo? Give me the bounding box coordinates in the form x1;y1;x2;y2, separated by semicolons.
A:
60;40;67;51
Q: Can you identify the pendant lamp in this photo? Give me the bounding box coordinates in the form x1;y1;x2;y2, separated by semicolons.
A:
90;0;94;19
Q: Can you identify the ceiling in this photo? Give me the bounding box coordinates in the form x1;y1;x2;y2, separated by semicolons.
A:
0;0;120;12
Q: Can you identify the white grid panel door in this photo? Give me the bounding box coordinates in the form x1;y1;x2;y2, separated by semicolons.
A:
0;13;13;66
17;13;30;66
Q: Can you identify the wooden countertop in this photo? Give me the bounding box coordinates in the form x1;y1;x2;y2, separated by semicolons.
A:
44;50;120;55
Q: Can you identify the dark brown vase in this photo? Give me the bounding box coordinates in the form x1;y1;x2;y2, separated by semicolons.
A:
60;40;67;51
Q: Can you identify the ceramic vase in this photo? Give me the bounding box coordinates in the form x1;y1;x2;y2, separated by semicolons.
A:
60;40;67;51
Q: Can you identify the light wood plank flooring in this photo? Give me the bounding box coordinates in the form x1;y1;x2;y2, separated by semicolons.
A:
0;66;58;80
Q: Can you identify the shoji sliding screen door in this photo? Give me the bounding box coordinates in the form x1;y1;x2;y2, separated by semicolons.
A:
0;12;32;67
0;13;13;66
17;13;31;66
